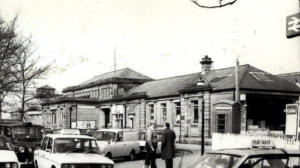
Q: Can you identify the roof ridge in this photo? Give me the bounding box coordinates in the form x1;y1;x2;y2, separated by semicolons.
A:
276;72;300;76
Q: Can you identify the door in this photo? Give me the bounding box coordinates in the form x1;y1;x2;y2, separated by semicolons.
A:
103;109;110;128
35;137;49;168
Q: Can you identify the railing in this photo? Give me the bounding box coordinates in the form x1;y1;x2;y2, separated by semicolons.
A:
212;133;300;150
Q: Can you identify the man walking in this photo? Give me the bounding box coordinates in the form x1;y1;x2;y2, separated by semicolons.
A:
161;122;176;168
144;122;157;168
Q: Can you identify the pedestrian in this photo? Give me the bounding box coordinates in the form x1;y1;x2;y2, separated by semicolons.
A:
144;121;158;168
161;122;176;168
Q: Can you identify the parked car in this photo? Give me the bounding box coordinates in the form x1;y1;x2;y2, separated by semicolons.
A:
0;121;45;167
94;129;140;160
0;135;19;168
34;134;114;168
184;139;300;168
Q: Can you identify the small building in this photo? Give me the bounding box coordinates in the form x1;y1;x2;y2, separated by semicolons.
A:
41;56;300;141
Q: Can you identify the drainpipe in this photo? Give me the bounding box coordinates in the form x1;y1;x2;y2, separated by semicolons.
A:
235;58;240;102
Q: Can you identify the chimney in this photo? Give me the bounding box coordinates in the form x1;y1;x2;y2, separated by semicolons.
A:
200;55;213;74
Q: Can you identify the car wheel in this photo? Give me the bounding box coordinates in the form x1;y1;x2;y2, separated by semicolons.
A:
105;152;112;159
128;150;136;161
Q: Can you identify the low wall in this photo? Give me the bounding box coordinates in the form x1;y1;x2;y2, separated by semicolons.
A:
212;133;300;150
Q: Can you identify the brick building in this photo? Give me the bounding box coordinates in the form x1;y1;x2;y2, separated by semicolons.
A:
41;56;300;140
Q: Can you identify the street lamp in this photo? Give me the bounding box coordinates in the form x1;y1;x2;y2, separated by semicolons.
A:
197;79;208;156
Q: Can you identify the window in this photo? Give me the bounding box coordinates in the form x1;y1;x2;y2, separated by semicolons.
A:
250;72;272;81
149;104;154;120
51;110;56;124
161;103;167;122
115;114;123;128
41;137;49;150
211;76;228;83
217;114;226;133
192;100;199;123
47;138;53;151
175;102;181;123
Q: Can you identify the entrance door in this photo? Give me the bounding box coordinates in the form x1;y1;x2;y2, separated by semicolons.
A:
102;109;110;128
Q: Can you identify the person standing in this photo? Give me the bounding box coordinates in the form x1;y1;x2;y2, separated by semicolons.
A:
161;122;176;168
144;122;158;168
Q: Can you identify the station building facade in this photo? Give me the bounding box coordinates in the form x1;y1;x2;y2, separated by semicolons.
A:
41;56;300;140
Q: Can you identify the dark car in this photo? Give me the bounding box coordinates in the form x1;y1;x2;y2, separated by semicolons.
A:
0;120;45;167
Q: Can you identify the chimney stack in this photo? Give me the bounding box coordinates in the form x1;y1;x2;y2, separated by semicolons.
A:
200;55;213;74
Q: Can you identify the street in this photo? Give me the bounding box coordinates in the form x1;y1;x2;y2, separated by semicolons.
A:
114;151;200;168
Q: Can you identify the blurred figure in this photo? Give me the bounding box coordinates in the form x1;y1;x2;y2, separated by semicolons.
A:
161;122;176;168
144;121;157;168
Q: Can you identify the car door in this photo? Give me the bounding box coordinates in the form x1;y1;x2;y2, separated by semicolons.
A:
112;132;126;157
35;136;48;168
43;137;54;168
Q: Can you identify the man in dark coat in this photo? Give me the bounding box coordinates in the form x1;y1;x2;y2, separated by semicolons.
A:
161;122;176;168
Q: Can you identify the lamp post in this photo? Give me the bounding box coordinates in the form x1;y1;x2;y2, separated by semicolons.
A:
197;79;208;156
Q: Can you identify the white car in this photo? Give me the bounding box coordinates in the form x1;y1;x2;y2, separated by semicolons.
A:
34;134;114;168
94;129;140;160
0;135;19;168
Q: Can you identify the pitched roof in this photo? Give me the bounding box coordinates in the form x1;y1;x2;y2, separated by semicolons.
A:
277;72;300;83
38;85;55;90
62;68;153;92
128;65;300;99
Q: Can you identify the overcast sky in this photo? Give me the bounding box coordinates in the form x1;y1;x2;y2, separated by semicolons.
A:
0;0;299;93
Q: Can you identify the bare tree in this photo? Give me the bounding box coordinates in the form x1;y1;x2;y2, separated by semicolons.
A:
191;0;237;9
0;17;22;118
13;39;50;121
0;16;50;120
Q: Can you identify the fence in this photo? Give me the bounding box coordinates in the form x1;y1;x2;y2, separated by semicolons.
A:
212;133;300;150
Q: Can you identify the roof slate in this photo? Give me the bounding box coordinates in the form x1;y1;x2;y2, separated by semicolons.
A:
128;64;300;99
62;68;153;92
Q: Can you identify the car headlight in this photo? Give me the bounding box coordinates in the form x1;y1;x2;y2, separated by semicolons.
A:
4;163;18;168
61;164;76;168
28;147;33;153
19;146;25;153
11;163;18;168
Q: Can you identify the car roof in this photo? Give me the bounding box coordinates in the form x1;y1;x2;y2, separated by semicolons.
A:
46;134;96;139
208;148;300;157
95;128;134;133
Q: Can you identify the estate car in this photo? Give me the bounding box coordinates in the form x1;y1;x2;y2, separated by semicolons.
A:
34;134;114;168
94;129;140;160
0;135;19;168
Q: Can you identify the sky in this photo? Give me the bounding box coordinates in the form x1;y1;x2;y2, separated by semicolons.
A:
0;0;299;93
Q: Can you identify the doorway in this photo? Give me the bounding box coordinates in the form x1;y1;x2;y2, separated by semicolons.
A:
102;108;110;128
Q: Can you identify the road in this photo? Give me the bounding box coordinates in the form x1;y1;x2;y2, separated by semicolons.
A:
114;151;201;168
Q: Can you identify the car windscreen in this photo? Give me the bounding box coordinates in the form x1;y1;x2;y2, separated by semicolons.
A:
11;126;44;140
94;131;116;141
0;137;12;150
186;153;242;168
54;138;99;154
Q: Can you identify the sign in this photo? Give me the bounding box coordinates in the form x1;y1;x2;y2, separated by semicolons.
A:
111;105;124;114
286;104;298;114
286;12;300;38
72;120;96;129
252;139;275;148
285;104;299;136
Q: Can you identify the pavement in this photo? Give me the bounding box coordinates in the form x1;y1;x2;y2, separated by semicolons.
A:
175;143;211;153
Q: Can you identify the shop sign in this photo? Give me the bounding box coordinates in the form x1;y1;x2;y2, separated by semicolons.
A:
286;104;298;114
111;105;124;114
286;12;300;38
72;120;96;129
